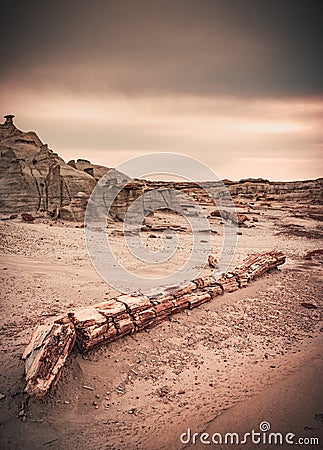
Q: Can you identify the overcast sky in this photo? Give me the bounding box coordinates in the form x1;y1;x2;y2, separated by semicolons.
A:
1;0;322;180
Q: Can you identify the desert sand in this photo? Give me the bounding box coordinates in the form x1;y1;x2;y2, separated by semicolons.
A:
0;202;322;449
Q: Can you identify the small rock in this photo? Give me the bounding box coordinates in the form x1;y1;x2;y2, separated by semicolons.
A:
301;301;318;309
0;393;6;400
237;214;248;226
82;385;94;391
21;212;35;222
208;255;217;269
304;249;323;260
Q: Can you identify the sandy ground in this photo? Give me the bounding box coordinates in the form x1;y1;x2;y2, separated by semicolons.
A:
0;203;322;449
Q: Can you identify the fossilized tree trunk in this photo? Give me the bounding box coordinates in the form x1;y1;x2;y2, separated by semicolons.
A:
23;250;286;398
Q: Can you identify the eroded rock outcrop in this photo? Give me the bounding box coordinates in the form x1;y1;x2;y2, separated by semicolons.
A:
67;158;108;181
1;115;322;222
146;178;323;205
60;191;90;221
0;115;103;216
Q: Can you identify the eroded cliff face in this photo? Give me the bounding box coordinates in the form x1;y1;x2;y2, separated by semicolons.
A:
143;178;323;206
0;115;322;221
226;178;323;202
0;116;103;215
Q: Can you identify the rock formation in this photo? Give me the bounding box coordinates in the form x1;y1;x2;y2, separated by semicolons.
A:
145;178;323;205
0;115;106;217
227;178;323;203
60;191;90;221
67;158;108;181
1;115;322;222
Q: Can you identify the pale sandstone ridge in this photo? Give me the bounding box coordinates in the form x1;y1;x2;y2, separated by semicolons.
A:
22;250;285;399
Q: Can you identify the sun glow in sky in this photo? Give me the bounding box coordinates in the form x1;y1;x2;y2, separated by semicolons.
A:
1;1;322;180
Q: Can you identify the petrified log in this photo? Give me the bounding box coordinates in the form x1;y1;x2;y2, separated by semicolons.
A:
114;316;135;336
69;307;106;328
117;294;152;314
133;307;157;330
172;294;191;313
151;297;174;315
77;324;118;353
208;255;218;268
21;212;35;222
22;318;75;398
216;273;239;293
23;250;286;398
234;251;285;286
164;281;197;298
207;285;224;298
188;291;212;309
68;303;133;352
193;275;218;289
94;300;129;322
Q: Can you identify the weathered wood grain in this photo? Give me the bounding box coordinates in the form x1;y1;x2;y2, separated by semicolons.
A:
23;250;286;398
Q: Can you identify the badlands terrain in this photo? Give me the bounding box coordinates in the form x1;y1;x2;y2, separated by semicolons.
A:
0;116;322;449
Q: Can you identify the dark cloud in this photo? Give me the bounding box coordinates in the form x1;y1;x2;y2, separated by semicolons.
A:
1;0;322;97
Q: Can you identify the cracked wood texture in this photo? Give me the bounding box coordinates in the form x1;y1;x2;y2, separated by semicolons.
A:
23;250;286;398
